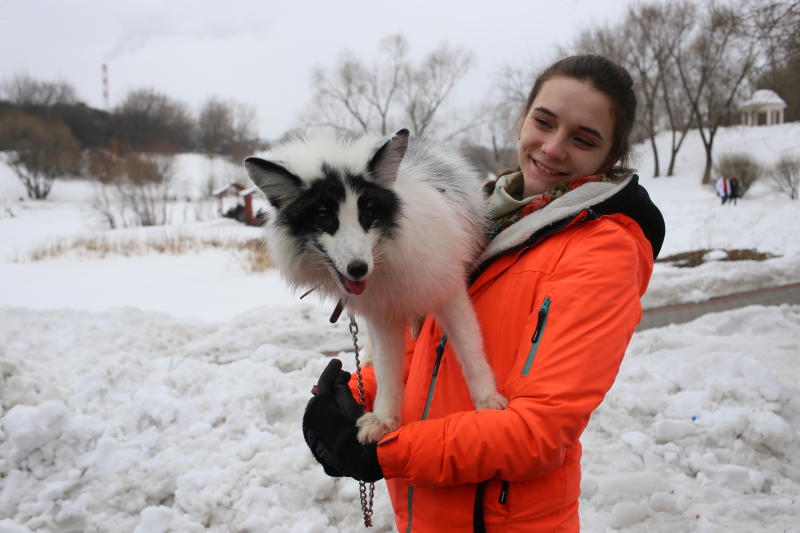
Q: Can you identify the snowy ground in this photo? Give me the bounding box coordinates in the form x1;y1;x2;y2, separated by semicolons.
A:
1;124;799;532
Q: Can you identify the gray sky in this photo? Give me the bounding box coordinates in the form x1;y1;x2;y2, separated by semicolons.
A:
0;0;641;140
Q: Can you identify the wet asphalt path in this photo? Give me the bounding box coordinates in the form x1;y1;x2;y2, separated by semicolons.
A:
637;282;800;331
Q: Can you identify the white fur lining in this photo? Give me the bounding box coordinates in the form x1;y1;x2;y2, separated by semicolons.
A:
477;175;633;264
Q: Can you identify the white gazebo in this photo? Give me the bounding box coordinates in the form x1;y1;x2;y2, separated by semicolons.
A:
739;89;787;126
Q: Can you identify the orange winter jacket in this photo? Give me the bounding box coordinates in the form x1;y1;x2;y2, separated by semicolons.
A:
351;175;664;532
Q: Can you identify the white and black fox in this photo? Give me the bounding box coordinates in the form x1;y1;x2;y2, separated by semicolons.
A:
245;128;507;443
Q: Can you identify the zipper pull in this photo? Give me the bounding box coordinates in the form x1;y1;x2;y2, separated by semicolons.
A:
433;335;447;377
498;481;509;505
531;296;551;343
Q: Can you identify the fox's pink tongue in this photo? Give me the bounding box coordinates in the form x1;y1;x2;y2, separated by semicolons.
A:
344;279;366;295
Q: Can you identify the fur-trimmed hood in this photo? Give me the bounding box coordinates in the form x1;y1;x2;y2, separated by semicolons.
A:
476;174;665;267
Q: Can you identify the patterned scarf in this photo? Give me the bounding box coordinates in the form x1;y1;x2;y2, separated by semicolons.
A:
486;172;609;242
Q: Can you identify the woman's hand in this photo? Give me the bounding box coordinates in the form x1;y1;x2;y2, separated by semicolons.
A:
302;358;383;482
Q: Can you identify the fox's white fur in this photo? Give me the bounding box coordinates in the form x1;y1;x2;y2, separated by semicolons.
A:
245;128;506;443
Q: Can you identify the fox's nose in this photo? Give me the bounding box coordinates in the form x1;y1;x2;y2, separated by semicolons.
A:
347;260;368;279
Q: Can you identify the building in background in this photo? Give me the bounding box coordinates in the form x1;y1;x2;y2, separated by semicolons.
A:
740;90;787;126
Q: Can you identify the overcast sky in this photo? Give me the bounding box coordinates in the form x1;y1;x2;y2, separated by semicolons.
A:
1;0;646;140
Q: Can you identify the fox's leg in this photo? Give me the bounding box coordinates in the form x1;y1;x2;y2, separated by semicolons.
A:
435;289;508;410
356;318;406;444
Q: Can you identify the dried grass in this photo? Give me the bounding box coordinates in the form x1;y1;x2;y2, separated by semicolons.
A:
17;234;274;272
657;248;778;268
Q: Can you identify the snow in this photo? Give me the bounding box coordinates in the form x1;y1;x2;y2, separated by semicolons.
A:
1;124;800;532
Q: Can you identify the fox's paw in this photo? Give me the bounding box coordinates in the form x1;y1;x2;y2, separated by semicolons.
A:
356;412;398;444
473;391;508;410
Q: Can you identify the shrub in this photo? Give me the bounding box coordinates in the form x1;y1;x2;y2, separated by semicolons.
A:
90;152;175;228
0;110;81;199
714;153;762;198
770;156;799;200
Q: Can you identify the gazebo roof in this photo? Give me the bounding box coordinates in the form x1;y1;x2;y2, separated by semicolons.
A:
740;89;786;109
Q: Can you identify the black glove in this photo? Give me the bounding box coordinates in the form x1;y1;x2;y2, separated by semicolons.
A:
302;358;383;482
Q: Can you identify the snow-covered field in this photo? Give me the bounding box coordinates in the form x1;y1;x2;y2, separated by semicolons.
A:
1;124;799;532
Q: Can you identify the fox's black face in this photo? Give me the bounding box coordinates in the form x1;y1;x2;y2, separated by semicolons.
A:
273;168;400;240
244;130;408;296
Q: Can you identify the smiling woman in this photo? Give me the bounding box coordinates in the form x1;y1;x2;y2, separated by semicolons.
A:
298;55;665;532
516;55;638;197
518;77;615;195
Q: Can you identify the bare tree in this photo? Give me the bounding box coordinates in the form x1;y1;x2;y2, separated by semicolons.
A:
197;97;235;155
304;34;474;139
229;101;259;159
482;63;538;173
634;0;698;177
196;97;259;159
1;73;79;106
114;88;194;152
751;0;800;121
401;42;475;139
672;0;765;184
308;35;406;135
0;110;80;199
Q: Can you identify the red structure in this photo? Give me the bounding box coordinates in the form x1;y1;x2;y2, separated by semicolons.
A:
212;183;258;226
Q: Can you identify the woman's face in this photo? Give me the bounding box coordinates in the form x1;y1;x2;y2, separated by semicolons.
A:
517;76;615;197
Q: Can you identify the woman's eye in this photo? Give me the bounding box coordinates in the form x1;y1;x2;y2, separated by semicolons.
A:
574;136;596;148
534;117;552;129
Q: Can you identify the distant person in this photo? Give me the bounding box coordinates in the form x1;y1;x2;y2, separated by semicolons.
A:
716;175;731;204
729;177;740;205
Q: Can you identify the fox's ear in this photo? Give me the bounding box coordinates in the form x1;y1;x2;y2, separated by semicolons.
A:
244;157;303;209
368;129;409;187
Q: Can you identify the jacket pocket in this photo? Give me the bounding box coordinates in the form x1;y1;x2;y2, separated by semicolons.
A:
522;296;551;376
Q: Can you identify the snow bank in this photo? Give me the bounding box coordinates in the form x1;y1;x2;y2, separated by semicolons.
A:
0;305;394;532
580;305;800;531
1;304;798;532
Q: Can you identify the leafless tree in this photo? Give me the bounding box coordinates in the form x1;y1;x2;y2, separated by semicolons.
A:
197;97;235;155
672;0;766;184
481;63;541;173
1;73;79;106
401;42;475;139
304;34;474;139
114;88;194;152
752;0;800;121
0;110;80;199
196;97;258;158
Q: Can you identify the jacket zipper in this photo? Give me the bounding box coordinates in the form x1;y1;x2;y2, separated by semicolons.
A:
408;334;448;533
522;296;551;376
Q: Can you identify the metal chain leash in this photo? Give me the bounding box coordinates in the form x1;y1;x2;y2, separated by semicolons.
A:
349;315;375;528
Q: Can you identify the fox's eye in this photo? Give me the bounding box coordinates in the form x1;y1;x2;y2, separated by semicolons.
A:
315;207;333;226
359;200;374;229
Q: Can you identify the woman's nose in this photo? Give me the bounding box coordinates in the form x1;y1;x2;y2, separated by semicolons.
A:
541;135;566;161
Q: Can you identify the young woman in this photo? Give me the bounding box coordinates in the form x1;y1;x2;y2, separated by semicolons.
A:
303;55;665;532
